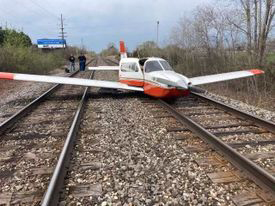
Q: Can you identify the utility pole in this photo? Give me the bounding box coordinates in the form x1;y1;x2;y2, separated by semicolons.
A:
156;21;159;47
58;14;67;49
81;38;84;50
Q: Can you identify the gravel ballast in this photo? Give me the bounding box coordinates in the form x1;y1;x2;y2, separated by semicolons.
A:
205;92;275;122
61;70;272;205
1;63;274;205
0;68;66;123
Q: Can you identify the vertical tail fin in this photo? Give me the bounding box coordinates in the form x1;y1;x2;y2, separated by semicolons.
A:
120;40;127;59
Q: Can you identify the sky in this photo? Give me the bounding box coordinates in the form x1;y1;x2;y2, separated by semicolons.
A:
0;0;212;52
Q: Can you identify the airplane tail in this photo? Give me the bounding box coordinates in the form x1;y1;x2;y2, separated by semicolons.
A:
120;40;127;59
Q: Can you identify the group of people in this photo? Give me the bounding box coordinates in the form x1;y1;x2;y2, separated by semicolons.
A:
68;53;86;72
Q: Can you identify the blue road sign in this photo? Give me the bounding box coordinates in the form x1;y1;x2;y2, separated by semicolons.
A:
37;39;66;45
37;39;66;49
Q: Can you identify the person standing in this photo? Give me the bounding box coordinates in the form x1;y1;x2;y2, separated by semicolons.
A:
78;53;86;71
68;54;75;72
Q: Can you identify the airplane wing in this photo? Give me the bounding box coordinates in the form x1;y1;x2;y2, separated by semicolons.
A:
0;72;143;91
88;66;119;71
189;69;264;86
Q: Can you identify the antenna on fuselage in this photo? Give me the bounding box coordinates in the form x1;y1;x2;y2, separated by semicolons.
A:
120;40;127;59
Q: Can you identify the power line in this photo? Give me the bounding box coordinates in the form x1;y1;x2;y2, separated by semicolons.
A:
20;0;65;40
0;6;19;23
43;0;60;14
29;0;59;19
0;2;62;40
14;0;46;18
0;16;18;31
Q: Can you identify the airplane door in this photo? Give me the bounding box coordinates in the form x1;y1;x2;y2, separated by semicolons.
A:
143;60;165;96
119;62;144;87
143;60;162;85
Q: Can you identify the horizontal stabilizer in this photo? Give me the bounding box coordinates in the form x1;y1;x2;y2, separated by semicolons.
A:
88;66;119;71
0;72;143;92
190;69;264;86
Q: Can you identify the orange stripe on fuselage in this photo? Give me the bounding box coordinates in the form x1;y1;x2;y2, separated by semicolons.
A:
0;72;14;80
143;82;189;98
119;78;190;98
119;79;144;87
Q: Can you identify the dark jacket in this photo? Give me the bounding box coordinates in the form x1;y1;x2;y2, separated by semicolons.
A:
69;56;75;63
78;55;86;62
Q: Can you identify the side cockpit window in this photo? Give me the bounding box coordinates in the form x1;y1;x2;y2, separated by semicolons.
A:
145;61;163;73
121;63;139;72
132;63;139;72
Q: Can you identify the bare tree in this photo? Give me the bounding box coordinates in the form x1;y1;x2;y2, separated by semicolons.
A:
227;0;275;65
166;0;274;107
254;0;258;51
258;0;275;65
240;0;253;56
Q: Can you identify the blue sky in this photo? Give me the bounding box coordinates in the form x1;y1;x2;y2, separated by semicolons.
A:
0;0;212;52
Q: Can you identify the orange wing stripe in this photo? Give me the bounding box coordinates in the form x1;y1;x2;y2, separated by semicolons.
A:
250;69;264;75
0;72;14;80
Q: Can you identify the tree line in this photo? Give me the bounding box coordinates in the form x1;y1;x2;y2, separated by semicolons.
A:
0;28;66;74
0;28;32;47
129;0;275;90
103;1;275;73
101;0;275;108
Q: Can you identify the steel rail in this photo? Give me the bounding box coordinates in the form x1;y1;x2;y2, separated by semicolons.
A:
191;92;275;134
158;99;275;195
101;57;119;66
0;70;79;136
0;59;95;136
41;71;94;206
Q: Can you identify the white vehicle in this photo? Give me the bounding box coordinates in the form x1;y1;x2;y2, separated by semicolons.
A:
0;41;264;98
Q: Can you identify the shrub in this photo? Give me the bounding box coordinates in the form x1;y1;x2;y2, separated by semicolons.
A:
0;45;65;74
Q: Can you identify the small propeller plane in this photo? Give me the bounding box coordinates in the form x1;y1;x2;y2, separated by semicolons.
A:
0;41;264;98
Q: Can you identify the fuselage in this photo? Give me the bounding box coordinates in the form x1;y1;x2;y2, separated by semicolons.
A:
118;57;191;98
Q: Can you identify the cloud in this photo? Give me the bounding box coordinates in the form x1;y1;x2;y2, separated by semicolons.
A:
0;0;212;52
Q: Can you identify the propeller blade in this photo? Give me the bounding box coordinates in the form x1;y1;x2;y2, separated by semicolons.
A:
188;86;205;93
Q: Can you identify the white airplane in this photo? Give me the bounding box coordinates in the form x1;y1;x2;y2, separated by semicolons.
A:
0;41;264;98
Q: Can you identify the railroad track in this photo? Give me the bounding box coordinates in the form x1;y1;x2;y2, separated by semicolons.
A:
0;56;134;205
143;93;275;205
1;56;274;205
41;71;95;206
0;58;95;136
0;70;79;135
0;58;96;205
100;56;119;66
55;57;274;205
42;57;120;205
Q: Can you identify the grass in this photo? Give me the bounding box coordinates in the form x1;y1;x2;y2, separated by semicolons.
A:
203;77;275;112
266;52;275;64
0;45;66;74
171;51;275;111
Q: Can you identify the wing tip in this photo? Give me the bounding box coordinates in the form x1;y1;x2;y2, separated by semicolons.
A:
0;72;14;80
249;69;264;75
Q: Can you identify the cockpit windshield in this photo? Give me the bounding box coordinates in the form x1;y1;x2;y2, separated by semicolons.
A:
145;61;163;73
160;60;173;71
145;60;174;73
